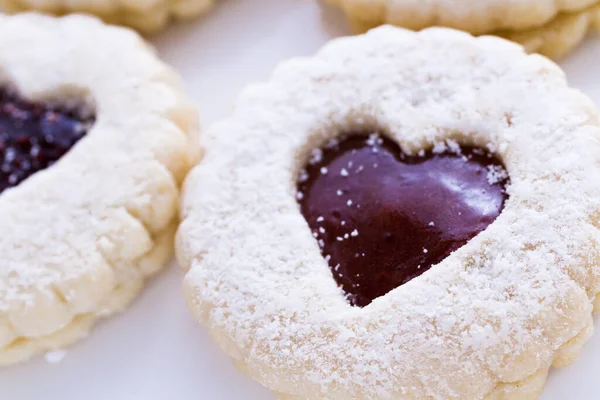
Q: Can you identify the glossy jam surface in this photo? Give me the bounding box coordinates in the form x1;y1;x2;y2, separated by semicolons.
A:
297;135;508;307
0;88;94;193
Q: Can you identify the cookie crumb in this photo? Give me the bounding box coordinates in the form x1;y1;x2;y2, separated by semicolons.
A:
44;350;67;364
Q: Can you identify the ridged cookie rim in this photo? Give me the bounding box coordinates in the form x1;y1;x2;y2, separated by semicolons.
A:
0;0;216;33
328;0;599;36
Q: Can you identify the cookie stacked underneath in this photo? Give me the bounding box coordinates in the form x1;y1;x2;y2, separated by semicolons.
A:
328;0;600;58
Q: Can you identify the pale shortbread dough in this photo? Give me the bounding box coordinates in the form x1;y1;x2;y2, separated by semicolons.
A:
501;2;600;59
0;13;198;366
178;26;600;399
0;0;215;32
329;0;600;59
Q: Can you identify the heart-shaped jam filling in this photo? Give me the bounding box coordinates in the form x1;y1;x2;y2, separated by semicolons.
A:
297;134;508;307
0;87;94;194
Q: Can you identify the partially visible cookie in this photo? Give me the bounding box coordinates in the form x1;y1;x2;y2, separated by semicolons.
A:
329;0;600;58
500;3;600;59
0;13;198;365
0;0;215;32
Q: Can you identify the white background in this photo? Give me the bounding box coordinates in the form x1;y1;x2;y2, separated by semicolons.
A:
2;0;600;398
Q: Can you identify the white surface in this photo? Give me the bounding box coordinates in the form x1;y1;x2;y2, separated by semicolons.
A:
1;0;600;399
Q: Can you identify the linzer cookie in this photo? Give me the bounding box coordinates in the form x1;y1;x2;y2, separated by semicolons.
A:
0;0;215;33
327;0;600;58
177;26;600;399
0;13;198;365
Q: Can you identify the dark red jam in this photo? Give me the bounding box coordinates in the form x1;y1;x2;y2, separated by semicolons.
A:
0;87;94;194
297;134;508;307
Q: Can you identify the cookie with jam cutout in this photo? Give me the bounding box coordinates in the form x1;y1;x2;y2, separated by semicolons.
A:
177;26;600;399
327;0;600;59
0;0;215;33
0;13;198;366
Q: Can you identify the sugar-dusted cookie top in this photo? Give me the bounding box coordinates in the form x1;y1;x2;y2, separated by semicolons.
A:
178;26;600;399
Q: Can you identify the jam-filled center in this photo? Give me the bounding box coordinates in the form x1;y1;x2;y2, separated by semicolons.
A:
297;134;508;307
0;87;94;193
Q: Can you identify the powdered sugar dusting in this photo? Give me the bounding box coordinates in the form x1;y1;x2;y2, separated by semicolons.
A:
310;148;323;165
487;164;509;185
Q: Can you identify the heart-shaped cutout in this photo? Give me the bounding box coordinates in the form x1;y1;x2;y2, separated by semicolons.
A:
297;134;508;307
0;87;94;193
